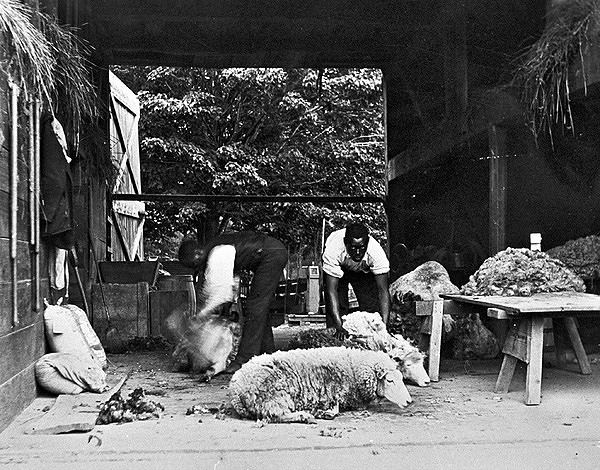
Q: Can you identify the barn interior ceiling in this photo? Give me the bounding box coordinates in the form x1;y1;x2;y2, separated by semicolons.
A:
66;0;547;175
81;0;546;73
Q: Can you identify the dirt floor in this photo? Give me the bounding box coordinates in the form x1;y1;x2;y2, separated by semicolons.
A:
2;326;600;470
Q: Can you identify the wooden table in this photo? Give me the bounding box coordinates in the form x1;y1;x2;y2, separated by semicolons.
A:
440;292;600;405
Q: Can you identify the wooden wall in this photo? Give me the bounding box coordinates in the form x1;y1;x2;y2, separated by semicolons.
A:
0;78;49;432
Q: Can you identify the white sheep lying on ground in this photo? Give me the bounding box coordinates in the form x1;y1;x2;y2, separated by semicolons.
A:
229;346;412;423
344;311;430;387
287;311;430;387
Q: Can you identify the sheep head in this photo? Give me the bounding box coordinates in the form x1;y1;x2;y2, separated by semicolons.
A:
375;368;412;408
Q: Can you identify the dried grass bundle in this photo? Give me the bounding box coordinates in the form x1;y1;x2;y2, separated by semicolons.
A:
513;0;600;144
0;1;97;125
0;0;54;101
39;12;97;133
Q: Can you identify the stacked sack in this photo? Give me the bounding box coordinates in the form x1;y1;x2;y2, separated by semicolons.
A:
35;299;109;395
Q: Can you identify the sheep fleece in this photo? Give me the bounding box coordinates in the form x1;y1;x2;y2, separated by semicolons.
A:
229;346;404;421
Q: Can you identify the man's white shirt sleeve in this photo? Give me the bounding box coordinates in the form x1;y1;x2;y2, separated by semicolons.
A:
198;244;237;314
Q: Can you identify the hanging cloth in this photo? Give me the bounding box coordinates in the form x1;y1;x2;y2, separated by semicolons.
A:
40;112;74;249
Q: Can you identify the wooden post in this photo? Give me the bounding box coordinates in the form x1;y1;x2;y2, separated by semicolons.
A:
9;82;19;326
488;124;507;255
488;124;508;345
442;0;468;135
34;100;41;312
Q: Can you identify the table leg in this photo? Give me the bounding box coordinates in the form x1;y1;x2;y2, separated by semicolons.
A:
427;300;444;382
564;317;592;375
525;316;545;405
494;354;518;393
553;317;568;368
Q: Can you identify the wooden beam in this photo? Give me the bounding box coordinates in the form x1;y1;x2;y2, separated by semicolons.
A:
91;0;435;24
112;193;385;204
488;124;507;255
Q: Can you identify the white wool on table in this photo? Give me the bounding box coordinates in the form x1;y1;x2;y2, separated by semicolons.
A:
197;244;238;316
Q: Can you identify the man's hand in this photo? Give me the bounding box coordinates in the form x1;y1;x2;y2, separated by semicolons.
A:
334;325;349;341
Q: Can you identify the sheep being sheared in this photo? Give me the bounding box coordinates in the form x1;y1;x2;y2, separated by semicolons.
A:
229;346;412;423
164;245;242;381
287;311;430;387
169;307;241;381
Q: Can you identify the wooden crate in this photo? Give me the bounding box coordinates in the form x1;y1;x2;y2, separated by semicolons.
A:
91;282;150;343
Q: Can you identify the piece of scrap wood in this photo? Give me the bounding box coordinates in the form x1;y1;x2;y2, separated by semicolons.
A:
25;374;128;435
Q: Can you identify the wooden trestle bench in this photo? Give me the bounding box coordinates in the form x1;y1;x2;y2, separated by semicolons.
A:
417;292;600;405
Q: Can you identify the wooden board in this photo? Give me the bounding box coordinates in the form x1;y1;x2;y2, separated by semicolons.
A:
441;292;600;315
25;375;128;435
0;364;38;433
0;322;45;385
286;314;326;325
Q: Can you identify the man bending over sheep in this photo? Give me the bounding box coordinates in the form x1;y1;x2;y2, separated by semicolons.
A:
179;231;287;375
322;222;391;340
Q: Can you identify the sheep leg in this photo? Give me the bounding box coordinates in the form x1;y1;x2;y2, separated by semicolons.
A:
198;364;222;382
276;411;317;424
314;403;339;420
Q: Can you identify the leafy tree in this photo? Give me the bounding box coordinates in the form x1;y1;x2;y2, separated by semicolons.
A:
112;67;387;259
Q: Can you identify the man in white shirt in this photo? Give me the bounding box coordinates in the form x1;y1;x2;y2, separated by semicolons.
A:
322;223;391;339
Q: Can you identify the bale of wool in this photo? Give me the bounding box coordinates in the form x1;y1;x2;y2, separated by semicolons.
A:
451;313;501;360
389;261;460;302
35;352;108;395
546;235;600;279
43;301;98;364
62;303;107;369
229;347;412;423
389;261;459;340
460;247;586;296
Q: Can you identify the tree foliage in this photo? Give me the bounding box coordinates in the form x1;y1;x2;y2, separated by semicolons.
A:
112;67;386;258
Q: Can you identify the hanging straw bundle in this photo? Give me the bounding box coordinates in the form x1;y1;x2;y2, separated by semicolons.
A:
38;12;98;151
0;1;97;124
513;0;600;145
0;0;54;102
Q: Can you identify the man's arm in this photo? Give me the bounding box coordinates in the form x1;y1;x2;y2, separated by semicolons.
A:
373;273;391;327
323;273;348;339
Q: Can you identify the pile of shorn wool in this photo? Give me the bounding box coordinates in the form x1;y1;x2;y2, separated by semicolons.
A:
546;235;600;279
460;247;585;296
